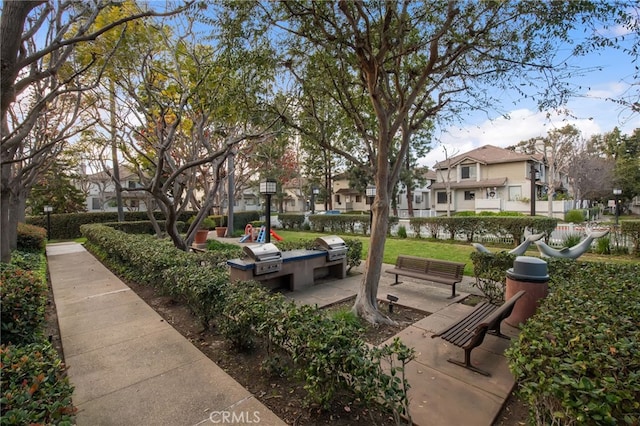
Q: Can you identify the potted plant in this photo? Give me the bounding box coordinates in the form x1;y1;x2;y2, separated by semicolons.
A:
209;216;227;237
192;216;216;245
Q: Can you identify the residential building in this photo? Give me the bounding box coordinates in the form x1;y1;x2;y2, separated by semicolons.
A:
430;144;570;217
79;166;151;212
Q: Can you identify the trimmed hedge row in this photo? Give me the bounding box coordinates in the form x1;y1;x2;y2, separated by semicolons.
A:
621;220;640;255
82;224;414;419
506;262;640;424
27;210;262;240
1;247;75;424
410;216;558;245
308;213;399;234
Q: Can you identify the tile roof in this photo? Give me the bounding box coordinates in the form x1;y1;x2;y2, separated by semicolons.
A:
434;145;540;169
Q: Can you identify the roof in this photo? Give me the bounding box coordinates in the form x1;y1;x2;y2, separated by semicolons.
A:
430;177;507;190
434;145;541;169
335;188;360;195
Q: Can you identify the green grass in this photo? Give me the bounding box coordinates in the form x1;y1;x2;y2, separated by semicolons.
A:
275;230;638;275
276;230;478;275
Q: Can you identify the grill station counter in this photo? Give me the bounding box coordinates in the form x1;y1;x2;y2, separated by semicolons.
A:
228;236;347;291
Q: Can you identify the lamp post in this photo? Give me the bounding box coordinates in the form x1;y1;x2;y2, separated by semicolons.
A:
366;184;376;234
529;162;538;217
260;179;277;243
44;206;53;240
311;187;319;214
613;188;622;226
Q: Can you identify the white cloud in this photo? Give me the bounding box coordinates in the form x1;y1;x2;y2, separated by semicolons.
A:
422;104;638;168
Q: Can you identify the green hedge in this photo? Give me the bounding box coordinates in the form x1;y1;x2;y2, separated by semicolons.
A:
0;250;75;424
1;343;76;424
309;213;399;235
410;216;557;245
83;225;413;418
277;213;305;229
16;223;47;249
506;262;640;424
0;263;47;346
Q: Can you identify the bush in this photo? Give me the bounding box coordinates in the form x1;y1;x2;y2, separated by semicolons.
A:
564;209;586;223
397;225;407;239
0;264;47;346
84;227;412;419
17;223;46;250
562;233;583;248
1;342;76;424
507;262;640;424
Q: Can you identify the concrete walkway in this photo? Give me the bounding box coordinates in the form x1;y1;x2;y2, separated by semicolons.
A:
47;240;517;426
46;242;285;426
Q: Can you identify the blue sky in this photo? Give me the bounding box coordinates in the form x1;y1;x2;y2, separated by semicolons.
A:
424;23;639;167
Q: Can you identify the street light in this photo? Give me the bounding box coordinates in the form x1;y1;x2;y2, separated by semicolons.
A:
260;179;277;243
311;187;319;214
613;188;622;226
44;206;53;240
366;184;376;234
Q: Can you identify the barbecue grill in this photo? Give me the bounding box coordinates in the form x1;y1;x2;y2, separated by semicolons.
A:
243;243;282;275
314;235;348;261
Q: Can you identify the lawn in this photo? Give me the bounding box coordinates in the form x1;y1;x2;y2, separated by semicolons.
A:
274;229;638;276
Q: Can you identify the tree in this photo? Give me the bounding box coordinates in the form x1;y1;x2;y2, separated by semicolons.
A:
112;12;280;250
27;157;87;214
248;1;635;324
0;0;191;262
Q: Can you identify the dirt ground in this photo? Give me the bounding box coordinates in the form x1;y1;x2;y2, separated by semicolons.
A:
45;274;529;425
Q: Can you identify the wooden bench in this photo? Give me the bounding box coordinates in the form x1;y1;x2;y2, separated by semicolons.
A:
431;290;526;376
386;255;465;298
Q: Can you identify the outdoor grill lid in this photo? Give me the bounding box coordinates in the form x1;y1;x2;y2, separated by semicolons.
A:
243;243;281;261
315;235;347;250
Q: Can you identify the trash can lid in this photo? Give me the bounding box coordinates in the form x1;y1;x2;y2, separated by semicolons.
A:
507;256;549;282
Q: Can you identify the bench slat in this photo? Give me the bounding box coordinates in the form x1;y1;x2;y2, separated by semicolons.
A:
431;290;526;376
387;255;465;298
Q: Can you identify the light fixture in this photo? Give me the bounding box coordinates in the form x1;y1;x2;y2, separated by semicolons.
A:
259;179;277;195
260;179;277;243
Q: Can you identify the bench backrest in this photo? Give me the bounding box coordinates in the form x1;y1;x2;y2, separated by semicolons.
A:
426;260;464;280
396;255;429;273
396;255;464;279
479;290;526;330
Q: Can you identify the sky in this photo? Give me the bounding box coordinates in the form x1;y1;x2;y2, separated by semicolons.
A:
423;24;639;168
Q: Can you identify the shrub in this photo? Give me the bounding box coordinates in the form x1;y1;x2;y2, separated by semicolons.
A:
84;227;413;420
562;233;583;248
564;209;586;223
0;342;76;424
397;225;407;239
507;262;640;425
594;236;611;255
17;223;46;250
0;264;47;346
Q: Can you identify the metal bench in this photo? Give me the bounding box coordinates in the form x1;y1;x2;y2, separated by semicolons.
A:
386;255;465;298
431;290;526;376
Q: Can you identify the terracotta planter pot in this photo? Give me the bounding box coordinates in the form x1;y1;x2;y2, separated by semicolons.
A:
215;227;227;237
194;229;209;244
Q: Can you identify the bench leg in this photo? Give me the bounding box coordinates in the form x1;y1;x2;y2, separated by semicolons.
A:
448;348;491;376
390;274;402;286
448;283;458;299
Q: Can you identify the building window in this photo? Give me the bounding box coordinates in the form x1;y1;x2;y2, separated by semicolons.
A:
437;191;448;204
415;195;422;204
461;165;476;180
91;198;101;210
508;186;522;201
129;199;139;208
355;195;361;203
128;180;137;189
464;191;475;200
335;194;341;204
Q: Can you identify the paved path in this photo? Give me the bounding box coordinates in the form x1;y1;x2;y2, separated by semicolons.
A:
47;242;285;426
47;240;517;425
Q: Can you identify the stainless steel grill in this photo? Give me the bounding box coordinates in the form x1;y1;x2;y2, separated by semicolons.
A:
243;243;282;275
314;235;348;261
